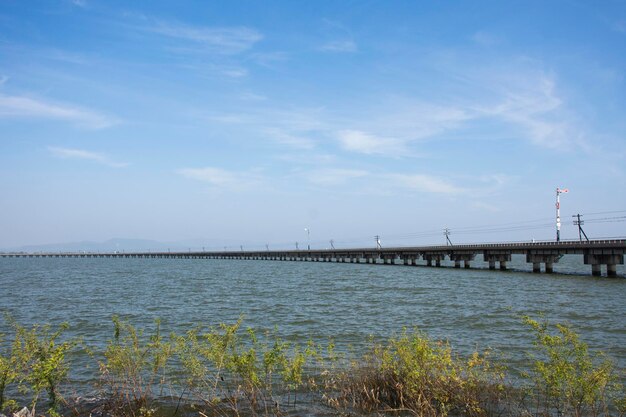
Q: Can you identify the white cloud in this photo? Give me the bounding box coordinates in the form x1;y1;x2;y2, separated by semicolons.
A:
178;167;261;189
371;102;473;141
471;31;501;46
251;52;288;67
319;40;357;53
305;168;368;185
205;107;326;150
48;147;128;168
221;67;248;78
148;21;262;54
477;77;570;148
0;94;116;129
265;128;315;150
470;201;501;212
384;174;463;194
239;92;267;101
337;130;408;156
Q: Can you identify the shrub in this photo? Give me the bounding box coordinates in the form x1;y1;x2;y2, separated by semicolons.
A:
328;329;508;417
522;315;624;417
99;316;174;417
7;320;76;416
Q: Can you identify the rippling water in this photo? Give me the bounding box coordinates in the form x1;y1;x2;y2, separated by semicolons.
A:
1;255;624;390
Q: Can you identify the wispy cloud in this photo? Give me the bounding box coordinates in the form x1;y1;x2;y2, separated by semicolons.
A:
471;31;501;46
205;107;325;150
147;21;262;54
476;76;570;148
336;130;408;156
239;92;267;101
305;168;368;185
299;166;463;195
318;19;357;53
383;174;463;194
48;147;128;168
470;201;501;212
250;52;289;67
265;128;315;150
177;167;262;189
0;94;117;129
319;39;357;53
221;67;248;78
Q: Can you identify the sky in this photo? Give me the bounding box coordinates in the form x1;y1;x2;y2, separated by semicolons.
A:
1;0;625;250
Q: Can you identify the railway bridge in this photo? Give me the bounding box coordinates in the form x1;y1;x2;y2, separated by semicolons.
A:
1;239;624;277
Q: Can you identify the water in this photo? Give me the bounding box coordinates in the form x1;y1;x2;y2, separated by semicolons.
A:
0;255;624;407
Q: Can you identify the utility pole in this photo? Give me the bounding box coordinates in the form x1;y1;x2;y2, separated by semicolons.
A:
444;228;452;246
375;235;382;249
330;239;335;249
555;187;568;241
240;245;243;252
265;244;269;251
572;214;589;242
295;242;299;250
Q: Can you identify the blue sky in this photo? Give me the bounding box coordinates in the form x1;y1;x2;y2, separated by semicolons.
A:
1;0;625;249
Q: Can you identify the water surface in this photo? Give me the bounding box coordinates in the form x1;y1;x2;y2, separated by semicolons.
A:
1;255;624;385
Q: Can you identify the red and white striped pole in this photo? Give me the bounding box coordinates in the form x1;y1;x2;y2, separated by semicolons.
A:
556;187;569;241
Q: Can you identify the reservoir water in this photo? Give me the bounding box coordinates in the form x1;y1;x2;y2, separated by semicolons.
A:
1;255;624;391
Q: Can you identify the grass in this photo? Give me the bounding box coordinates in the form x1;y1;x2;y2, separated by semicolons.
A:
0;315;623;417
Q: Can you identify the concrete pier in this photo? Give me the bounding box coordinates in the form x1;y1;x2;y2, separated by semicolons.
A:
584;253;623;277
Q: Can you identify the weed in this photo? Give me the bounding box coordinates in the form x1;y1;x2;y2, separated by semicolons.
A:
522;315;623;417
99;316;174;417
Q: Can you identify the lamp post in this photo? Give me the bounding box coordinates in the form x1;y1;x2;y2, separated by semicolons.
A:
304;228;310;250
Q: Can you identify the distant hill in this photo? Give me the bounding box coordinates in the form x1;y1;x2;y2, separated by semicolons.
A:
0;238;238;253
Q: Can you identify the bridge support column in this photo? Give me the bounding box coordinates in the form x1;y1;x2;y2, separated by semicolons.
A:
464;260;471;269
454;260;461;268
426;258;432;267
592;264;601;276
608;264;617;277
527;252;560;274
584;253;623;277
485;252;511;271
435;258;441;267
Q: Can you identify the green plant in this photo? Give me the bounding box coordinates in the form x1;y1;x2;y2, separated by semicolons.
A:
522;315;623;417
173;318;316;416
9;320;76;415
99;316;174;416
328;329;507;417
0;332;20;412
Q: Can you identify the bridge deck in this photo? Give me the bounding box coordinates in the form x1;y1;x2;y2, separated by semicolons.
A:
1;239;624;277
